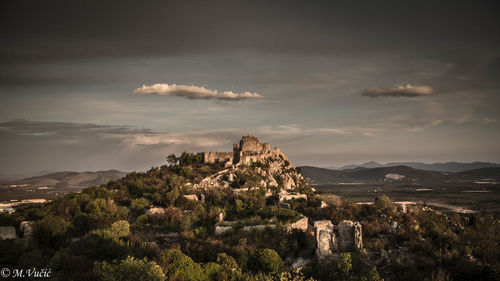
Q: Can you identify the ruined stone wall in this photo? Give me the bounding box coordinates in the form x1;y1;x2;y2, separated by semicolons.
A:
314;220;363;258
314;220;336;259
203;152;233;165
236;135;271;156
200;135;289;167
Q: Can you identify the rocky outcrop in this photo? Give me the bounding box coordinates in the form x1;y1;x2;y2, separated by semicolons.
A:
314;220;363;259
183;195;199;201
287;216;308;232
194;136;308;190
279;190;308;202
214;226;232;235
146;207;167;216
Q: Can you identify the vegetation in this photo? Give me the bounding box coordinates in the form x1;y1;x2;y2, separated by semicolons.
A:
0;153;498;281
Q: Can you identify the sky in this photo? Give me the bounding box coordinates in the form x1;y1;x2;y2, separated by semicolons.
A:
1;0;500;174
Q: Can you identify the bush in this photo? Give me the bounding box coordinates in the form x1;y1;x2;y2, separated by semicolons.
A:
136;214;149;226
250;248;284;274
374;195;396;215
157;249;208;281
130;198;149;212
93;256;165;281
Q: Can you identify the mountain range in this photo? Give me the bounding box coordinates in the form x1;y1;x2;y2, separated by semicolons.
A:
299;165;500;185
1;170;127;189
332;161;500;173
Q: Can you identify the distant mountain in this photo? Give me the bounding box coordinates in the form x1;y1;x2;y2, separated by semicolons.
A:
300;165;451;185
457;167;500;181
3;170;127;189
300;165;500;185
334;161;500;173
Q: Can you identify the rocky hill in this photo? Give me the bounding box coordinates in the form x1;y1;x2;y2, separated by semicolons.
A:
5;170;127;189
195;135;308;189
0;136;498;281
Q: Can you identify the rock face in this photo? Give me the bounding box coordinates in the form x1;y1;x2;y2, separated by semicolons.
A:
146;207;167;216
287;216;309;232
314;220;363;258
183;195;198;201
0;226;16;240
195;135;308;189
279;191;308;202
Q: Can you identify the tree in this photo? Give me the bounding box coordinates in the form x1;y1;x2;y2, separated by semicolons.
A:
335;252;352;279
93;256;165;281
34;215;69;246
158;249;208;281
250;248;284;274
167;153;178;166
374;195;396;214
130;198;149;212
217;253;243;278
109;220;130;239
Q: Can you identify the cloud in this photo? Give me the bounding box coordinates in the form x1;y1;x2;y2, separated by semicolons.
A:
133;83;263;101
362;83;434;98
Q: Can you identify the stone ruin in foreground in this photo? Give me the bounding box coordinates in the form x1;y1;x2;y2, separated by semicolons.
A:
314;220;363;259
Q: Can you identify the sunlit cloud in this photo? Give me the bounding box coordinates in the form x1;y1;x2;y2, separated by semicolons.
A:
133;83;263;101
362;83;433;98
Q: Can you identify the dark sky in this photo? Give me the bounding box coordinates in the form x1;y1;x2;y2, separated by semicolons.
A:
1;0;499;174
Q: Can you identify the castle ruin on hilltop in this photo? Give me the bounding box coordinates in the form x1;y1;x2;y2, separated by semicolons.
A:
199;135;288;167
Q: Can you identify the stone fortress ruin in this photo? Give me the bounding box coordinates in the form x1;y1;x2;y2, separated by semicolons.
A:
194;135;304;189
199;135;288;167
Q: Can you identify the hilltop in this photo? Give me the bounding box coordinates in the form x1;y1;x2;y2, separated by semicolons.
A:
0;136;498;281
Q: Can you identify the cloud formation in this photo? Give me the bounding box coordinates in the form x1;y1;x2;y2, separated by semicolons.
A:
362;83;434;98
133;83;263;101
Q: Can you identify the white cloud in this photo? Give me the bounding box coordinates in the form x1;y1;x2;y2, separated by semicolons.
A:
362;83;433;98
133;83;263;101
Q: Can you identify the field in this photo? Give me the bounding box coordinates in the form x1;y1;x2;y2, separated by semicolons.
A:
315;182;500;213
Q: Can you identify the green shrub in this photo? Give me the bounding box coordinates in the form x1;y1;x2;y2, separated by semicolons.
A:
93;256;165;281
136;214;149;225
250;248;284;274
130;198;149;212
157;249;208;281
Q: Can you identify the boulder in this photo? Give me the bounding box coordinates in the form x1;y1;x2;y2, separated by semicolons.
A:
287;216;308;232
0;226;16;240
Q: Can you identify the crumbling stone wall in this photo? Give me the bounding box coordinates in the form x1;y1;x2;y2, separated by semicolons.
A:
199;135;286;167
314;220;336;259
314;220;363;258
236;135;271;155
202;152;234;166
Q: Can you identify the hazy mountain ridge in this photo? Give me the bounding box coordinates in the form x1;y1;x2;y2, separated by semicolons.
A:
300;165;500;185
2;170;127;189
334;161;500;172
